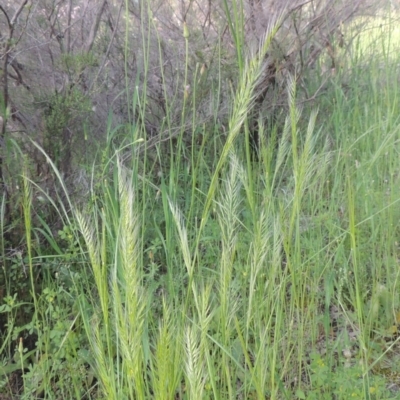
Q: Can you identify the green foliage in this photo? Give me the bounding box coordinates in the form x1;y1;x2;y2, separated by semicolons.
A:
44;89;90;135
41;87;91;174
299;353;394;400
2;6;400;400
57;223;81;261
60;52;99;74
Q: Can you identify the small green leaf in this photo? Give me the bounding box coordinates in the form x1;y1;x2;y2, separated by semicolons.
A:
296;389;306;399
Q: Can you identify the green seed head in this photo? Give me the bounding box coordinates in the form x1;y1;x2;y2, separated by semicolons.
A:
183;22;189;39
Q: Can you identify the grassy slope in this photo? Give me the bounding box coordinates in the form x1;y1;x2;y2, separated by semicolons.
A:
2;10;400;400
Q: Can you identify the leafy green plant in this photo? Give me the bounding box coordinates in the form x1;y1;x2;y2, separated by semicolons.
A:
298;352;395;400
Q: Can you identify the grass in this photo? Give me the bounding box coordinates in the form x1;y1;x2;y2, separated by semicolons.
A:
2;6;400;400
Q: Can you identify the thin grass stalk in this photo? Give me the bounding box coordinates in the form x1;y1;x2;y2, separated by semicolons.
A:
281;78;321;325
289;92;322;381
161;16;193;209
222;0;245;74
0;191;7;294
187;64;202;223
152;18;173;135
268;219;285;399
253;326;270;398
347;174;370;394
215;31;223;123
129;94;142;176
241;214;282;398
280;81;302;319
200;283;221;400
157;175;179;297
182;20;190;122
272;296;288;399
243;120;255;215
233;316;254;393
22;167;38;317
133;0;153;157
23;140;75;239
124;0;132;123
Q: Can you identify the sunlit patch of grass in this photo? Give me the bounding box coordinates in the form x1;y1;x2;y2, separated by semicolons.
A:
347;12;400;61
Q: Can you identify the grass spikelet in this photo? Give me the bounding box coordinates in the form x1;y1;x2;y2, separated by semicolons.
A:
184;325;205;400
246;210;273;330
168;198;193;278
90;312;117;398
152;298;182;400
117;159;140;288
216;153;243;346
201;17;284;230
111;160;147;398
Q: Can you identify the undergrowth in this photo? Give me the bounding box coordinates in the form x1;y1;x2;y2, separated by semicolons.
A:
1;5;400;400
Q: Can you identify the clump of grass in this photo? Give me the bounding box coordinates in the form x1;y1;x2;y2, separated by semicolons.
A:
4;6;400;400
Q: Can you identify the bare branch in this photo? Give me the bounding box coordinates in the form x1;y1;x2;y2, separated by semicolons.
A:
0;6;11;29
10;0;28;26
66;0;73;53
89;2;123;92
85;0;107;53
